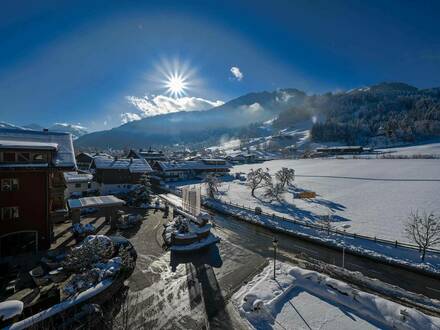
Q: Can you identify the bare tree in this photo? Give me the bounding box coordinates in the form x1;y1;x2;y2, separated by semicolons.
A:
405;211;440;261
320;212;334;235
204;174;220;199
275;167;295;188
263;182;285;203
246;168;272;197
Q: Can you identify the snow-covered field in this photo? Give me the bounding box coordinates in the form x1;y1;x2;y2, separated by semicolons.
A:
175;159;440;242
233;261;440;330
378;142;440;157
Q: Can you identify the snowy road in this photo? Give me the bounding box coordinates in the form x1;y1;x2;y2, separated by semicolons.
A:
116;209;266;329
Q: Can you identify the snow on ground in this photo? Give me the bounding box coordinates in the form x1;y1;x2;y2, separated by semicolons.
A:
174;159;440;243
378;142;440;157
205;199;440;274
233;261;440;330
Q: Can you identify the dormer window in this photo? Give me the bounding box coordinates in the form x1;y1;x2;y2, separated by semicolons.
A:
33;153;47;162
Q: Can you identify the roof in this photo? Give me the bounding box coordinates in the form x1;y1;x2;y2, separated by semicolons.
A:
68;195;125;209
157;160;231;172
0;128;76;169
0;140;58;150
92;157;153;173
63;171;94;183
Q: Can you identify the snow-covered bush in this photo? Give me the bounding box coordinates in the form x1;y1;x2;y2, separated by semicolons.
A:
62;235;114;272
204;174;220;199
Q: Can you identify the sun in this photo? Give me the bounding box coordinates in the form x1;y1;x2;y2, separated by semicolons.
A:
154;58;196;98
166;74;187;98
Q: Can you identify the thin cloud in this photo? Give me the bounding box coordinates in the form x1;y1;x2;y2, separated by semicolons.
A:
230;66;243;81
121;112;142;124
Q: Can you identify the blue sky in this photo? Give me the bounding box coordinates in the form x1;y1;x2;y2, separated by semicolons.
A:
1;0;440;131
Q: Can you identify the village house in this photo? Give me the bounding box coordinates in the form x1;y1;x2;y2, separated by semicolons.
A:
154;159;232;182
126;148;167;166
89;157;153;194
0;128;76;257
75;152;112;171
63;171;94;199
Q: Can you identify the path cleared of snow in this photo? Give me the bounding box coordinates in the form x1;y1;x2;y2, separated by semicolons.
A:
232;261;440;330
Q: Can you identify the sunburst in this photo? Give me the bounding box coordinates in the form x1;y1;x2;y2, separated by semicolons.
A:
155;58;196;98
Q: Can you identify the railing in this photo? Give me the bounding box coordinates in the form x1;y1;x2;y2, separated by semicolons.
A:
161;184;440;254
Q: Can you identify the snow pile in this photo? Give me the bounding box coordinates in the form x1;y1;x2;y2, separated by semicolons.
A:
0;301;23;321
62;257;122;298
233;261;440;330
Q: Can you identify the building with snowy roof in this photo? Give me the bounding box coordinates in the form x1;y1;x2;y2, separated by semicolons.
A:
63;171;94;199
89;157;153;195
154;159;231;182
0;128;76;257
127;148;167;166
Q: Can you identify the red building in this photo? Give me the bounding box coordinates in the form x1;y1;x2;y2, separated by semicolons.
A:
0;129;76;257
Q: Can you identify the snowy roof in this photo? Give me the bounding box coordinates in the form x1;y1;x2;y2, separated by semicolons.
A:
157;160;231;171
92;157;153;173
63;171;93;183
0;140;58;150
0;128;76;169
68;195;125;209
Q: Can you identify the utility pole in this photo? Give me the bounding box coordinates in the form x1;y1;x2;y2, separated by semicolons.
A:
273;237;278;279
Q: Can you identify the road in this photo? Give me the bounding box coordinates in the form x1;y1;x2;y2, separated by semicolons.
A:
210;211;440;301
160;192;440;300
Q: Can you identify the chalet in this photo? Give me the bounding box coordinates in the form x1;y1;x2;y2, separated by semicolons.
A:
63;171;94;198
127;148;166;166
154;159;232;182
0;128;76;257
75;152;112;170
90;157;153;194
315;146;364;156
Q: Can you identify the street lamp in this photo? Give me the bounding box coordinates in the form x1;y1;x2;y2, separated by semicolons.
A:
273;237;278;279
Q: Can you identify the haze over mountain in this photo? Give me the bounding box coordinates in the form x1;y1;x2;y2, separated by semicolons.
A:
73;82;440;149
74;89;307;148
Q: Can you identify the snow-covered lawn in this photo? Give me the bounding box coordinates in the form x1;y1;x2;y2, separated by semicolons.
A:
378;142;440;157
174;159;440;243
233;261;440;330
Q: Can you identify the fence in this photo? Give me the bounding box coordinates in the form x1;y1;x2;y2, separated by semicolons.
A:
217;199;440;254
161;185;440;255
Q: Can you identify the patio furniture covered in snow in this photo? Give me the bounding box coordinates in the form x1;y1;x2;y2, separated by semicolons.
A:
67;196;125;229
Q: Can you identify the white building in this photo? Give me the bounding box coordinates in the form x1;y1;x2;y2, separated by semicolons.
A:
63;171;94;199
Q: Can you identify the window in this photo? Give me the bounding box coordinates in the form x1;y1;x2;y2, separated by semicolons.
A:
17;152;30;162
3;152;16;162
1;178;19;192
75;183;82;188
33;153;46;162
1;207;19;220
